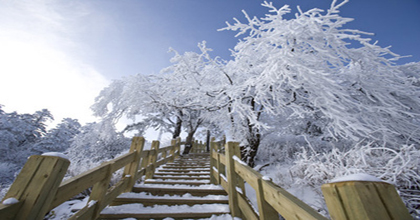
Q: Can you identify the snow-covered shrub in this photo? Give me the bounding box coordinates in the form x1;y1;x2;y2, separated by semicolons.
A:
291;144;420;217
65;120;130;189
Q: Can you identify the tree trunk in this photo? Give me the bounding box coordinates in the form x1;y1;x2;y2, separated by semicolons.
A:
241;120;261;167
172;115;182;139
206;130;210;152
182;130;195;155
242;133;260;167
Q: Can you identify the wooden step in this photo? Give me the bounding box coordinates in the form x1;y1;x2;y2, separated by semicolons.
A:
111;197;228;206
99;211;230;220
157;169;210;173
100;203;229;220
144;180;210;186
154;172;210;176
162;165;209;169
152;176;209;180
166;162;210;165
132;186;227;196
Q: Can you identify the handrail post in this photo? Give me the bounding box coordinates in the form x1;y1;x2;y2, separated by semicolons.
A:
1;155;70;220
256;178;278;219
225;142;243;218
169;139;177;163
146;140;160;179
322;180;412;220
175;137;181;158
210;137;217;184
140;150;151;178
89;162;113;219
123;137;145;192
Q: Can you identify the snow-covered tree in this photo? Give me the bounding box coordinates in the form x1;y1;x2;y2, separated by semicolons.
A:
217;0;420;165
32;118;81;154
66;120;130;176
92;42;227;153
0;106;54;184
0;106;53;164
91;74;181;138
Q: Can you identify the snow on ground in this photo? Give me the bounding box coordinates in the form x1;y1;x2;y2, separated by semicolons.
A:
46;197;89;220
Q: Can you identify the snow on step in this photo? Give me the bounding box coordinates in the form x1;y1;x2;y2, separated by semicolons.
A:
101;203;230;215
117;192;228;201
154;172;210;176
134;183;224;190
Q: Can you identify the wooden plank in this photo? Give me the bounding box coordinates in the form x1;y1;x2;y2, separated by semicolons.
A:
225;142;242;218
132;186;227;196
50;164;109;209
234;159;261;190
111;197;229;206
219;153;226;165
110;152;136;173
99;211;230;220
89;163;113;219
323;181;411;220
122;137;144;192
146;141;159;179
3;155;44;200
143;181;209;186
154;172;210;176
373;182;412;220
8;155;70;219
237;192;259;220
0;201;22;220
256;178;279;220
169;140;176;163
262;180;327;220
134;168;146;181
340;181;389;219
220;174;229;194
100;177;130;210
152;176;209;180
321;183;348;220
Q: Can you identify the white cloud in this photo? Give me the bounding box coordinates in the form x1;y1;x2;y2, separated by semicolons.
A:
0;0;109;125
0;38;109;124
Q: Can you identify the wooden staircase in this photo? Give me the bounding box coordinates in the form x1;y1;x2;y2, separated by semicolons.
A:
99;153;231;220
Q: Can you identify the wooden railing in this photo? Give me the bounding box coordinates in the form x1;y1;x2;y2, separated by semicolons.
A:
0;135;413;220
210;139;413;220
190;139;207;153
0;137;181;220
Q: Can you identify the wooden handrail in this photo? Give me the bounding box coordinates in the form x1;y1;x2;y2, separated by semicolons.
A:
210;139;412;220
0;136;183;220
1;134;411;220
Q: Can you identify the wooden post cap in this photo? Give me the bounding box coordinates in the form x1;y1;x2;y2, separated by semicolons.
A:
322;175;412;220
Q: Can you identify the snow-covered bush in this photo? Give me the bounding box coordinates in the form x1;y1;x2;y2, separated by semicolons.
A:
291;144;420;217
66;120;130;177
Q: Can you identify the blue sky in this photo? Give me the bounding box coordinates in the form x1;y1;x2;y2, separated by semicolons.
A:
0;0;419;125
83;0;420;78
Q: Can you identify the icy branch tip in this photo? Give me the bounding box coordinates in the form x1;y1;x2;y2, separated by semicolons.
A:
42;152;69;160
2;198;19;205
330;173;383;183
